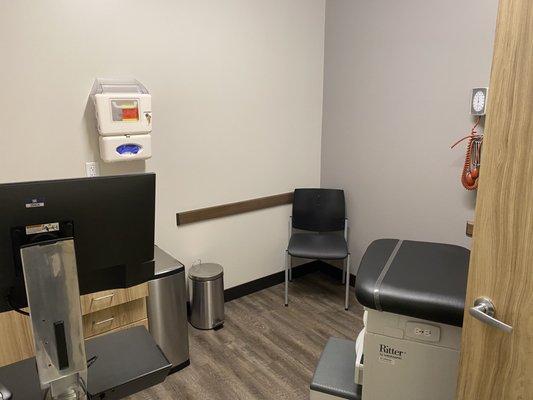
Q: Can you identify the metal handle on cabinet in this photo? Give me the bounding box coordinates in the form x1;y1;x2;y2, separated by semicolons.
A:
92;293;115;303
93;317;114;326
469;297;513;333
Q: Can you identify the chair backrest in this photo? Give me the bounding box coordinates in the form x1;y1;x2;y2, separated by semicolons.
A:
292;188;346;232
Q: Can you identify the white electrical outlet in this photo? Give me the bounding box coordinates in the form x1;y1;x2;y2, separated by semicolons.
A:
85;162;99;177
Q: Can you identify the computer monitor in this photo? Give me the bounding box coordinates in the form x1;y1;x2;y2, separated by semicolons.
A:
0;173;156;313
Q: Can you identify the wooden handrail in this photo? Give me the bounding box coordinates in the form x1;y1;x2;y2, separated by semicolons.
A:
176;192;293;226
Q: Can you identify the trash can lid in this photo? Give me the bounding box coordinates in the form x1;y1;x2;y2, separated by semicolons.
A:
188;263;224;282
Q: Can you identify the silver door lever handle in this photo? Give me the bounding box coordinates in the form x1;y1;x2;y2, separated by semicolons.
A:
469;297;513;333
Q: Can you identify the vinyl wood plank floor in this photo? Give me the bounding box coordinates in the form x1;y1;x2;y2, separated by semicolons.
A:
128;271;364;400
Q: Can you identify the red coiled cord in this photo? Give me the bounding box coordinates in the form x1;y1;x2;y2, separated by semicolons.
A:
451;117;483;190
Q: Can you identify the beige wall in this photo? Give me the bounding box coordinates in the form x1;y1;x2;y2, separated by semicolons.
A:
1;0;498;288
321;0;498;271
0;0;325;288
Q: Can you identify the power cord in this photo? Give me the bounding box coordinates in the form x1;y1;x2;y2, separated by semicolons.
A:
86;356;98;369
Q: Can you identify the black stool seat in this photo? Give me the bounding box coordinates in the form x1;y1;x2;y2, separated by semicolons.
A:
355;239;470;327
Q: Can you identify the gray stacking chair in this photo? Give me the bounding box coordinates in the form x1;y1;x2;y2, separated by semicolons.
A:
284;188;351;310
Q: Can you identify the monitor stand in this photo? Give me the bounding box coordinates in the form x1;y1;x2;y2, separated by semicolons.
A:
20;238;87;399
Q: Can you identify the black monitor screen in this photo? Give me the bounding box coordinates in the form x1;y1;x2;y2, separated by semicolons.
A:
0;173;155;313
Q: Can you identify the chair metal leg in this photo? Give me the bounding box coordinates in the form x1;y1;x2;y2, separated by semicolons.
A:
284;250;289;306
289;255;293;282
343;217;348;286
345;254;351;310
342;260;346;284
288;215;293;282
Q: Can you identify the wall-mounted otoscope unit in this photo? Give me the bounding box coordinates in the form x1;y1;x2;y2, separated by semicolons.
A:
91;78;152;162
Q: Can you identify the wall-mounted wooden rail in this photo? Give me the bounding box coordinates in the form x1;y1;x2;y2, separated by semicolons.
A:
176;192;293;226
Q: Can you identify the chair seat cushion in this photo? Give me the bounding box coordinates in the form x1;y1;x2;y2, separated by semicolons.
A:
310;337;362;400
288;233;348;260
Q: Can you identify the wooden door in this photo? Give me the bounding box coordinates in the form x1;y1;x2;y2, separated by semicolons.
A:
456;0;533;399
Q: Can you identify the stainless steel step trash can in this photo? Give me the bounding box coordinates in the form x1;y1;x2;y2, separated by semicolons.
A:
147;246;190;373
188;263;225;330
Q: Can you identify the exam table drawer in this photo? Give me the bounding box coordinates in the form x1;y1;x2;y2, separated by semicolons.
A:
80;283;148;315
83;298;147;338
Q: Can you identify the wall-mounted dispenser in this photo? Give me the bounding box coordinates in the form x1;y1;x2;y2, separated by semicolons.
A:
91;78;152;162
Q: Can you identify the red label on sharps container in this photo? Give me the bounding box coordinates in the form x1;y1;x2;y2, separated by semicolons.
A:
122;107;139;120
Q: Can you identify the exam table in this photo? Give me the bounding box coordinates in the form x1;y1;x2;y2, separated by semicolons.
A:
311;239;469;400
